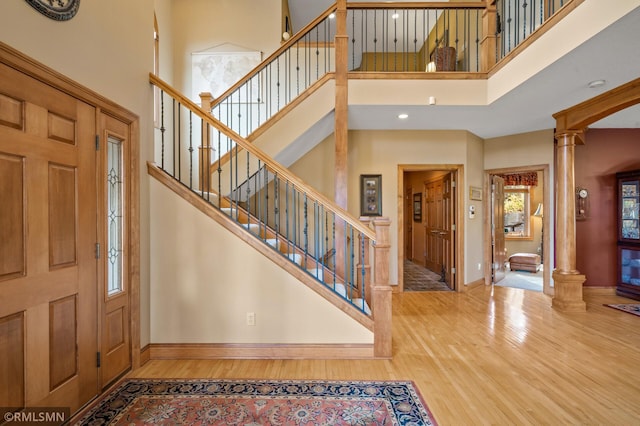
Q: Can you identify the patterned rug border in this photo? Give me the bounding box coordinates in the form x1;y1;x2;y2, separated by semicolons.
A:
76;378;438;425
604;303;640;317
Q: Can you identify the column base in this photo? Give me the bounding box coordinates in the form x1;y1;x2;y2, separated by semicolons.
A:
552;270;586;312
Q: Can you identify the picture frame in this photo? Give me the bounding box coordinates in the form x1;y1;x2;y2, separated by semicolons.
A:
413;193;422;222
469;186;482;201
360;174;382;216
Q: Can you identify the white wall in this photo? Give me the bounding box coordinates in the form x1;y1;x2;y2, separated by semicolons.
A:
0;0;156;346
150;180;373;344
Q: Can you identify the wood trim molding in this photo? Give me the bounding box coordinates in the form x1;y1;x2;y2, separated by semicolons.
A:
583;286;616;296
463;278;485;291
554;78;640;133
349;71;486;80
348;2;484;10
140;344;150;366
149;343;375;360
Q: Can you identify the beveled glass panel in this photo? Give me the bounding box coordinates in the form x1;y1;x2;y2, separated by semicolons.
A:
107;136;123;295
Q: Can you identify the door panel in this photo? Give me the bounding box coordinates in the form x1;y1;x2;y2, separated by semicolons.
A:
99;113;131;388
492;175;506;283
0;62;98;412
442;173;454;288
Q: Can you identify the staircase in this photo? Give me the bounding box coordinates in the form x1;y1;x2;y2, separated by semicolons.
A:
149;71;391;357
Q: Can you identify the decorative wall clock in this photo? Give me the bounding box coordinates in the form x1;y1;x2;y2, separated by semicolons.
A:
25;0;80;21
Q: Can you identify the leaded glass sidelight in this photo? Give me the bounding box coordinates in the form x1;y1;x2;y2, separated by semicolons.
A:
107;136;124;295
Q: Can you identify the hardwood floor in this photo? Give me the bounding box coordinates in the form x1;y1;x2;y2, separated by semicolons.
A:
130;286;640;425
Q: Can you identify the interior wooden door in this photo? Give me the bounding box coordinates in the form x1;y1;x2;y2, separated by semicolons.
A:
406;186;413;260
425;179;444;275
492;175;506;283
0;62;98;413
442;173;454;288
98;112;131;388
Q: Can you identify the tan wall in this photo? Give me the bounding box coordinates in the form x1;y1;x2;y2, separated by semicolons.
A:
484;129;555;275
465;131;485;282
150;180;373;344
290;129;485;287
170;0;282;98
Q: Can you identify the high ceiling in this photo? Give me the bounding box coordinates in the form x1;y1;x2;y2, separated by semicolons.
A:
286;1;640;138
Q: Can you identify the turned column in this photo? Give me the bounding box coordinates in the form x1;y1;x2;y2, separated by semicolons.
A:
552;131;586;312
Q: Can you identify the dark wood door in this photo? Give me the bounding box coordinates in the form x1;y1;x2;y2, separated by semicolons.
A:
0;62;98;413
492;175;506;283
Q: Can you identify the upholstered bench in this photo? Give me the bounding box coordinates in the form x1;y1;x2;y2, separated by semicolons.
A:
508;253;541;273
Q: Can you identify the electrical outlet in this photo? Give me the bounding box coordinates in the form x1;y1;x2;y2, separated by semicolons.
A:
246;312;256;326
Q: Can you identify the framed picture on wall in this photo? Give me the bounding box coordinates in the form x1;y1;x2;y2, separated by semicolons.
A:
413;193;422;222
360;174;382;216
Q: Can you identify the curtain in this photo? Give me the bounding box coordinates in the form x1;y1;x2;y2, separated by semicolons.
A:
498;172;538;186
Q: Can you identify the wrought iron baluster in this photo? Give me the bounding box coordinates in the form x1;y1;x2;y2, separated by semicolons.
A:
160;89;165;170
188;110;193;189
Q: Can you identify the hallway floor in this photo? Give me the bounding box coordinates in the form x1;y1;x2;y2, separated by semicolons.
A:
403;259;452;291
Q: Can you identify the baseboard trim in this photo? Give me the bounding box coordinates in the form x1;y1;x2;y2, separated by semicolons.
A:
140;344;151;366
149;343;375;360
463;278;485;291
583;286;616;296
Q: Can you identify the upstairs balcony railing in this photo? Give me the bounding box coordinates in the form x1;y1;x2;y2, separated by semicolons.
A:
206;1;575;148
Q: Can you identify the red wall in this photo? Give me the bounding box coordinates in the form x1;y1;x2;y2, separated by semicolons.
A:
575;129;640;287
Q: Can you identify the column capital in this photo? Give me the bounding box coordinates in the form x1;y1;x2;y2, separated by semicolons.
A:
555;129;585;145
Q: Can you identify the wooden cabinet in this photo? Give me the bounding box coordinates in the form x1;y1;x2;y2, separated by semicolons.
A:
617;170;640;300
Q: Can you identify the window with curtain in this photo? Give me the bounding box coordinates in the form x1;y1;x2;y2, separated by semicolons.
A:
504;185;532;239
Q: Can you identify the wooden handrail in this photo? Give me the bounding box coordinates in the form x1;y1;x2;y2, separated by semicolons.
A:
149;72;376;241
210;3;339;109
348;2;485;10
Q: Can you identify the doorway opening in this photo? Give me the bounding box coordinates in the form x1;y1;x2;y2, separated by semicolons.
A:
485;165;551;294
398;165;463;292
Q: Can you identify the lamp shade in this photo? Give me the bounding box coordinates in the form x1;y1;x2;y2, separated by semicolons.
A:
533;203;543;217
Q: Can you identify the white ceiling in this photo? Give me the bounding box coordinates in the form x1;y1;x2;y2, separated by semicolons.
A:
287;1;640;139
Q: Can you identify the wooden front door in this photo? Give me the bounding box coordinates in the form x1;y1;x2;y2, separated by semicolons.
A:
0;62;98;412
492;175;506;283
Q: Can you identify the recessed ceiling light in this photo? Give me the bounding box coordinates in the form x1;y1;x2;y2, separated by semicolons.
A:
329;13;335;19
392;13;399;19
398;113;409;119
588;79;606;89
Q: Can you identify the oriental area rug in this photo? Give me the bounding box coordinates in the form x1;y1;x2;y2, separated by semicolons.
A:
604;303;640;317
75;378;438;425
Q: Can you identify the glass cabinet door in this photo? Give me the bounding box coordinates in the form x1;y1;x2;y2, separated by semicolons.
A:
620;247;640;287
620;179;639;241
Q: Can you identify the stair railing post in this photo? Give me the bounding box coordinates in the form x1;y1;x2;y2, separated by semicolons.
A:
372;217;392;358
481;0;497;72
199;92;214;192
358;217;372;306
